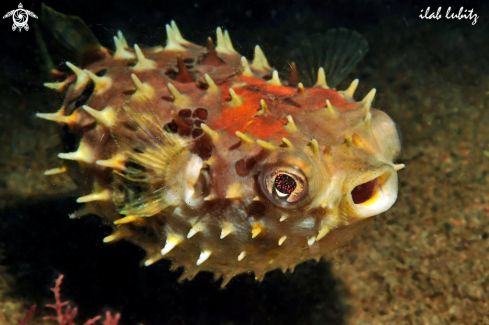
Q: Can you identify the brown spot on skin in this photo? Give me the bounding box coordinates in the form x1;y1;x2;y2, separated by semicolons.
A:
192;107;209;120
229;141;242;151
164;68;177;79
283;97;301;108
172;111;193;136
243;85;261;92
235;158;248;177
178;109;192;118
192;128;204;138
246;201;268;220
164;120;179;133
235;155;259;177
123;89;136;96
178;127;192;137
193;136;213;160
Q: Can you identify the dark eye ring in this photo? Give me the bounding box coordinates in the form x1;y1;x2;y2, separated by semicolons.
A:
261;166;308;206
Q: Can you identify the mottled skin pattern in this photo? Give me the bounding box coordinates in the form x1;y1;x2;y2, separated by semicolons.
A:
39;23;403;286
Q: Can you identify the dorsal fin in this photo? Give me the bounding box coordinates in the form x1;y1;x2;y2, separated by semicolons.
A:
40;4;110;68
290;28;369;88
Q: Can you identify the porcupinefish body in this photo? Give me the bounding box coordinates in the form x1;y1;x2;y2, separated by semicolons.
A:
38;6;404;286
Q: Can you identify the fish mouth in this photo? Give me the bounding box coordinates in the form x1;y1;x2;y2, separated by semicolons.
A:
347;165;399;219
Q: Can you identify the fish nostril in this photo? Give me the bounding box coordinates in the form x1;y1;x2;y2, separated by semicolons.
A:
351;178;378;204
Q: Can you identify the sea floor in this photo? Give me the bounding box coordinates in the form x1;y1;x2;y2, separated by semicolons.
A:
1;1;488;324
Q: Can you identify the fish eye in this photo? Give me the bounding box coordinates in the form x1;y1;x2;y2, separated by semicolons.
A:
260;166;308;206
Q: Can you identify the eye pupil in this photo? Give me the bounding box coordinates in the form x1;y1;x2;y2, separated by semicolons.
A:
261;166;308;207
274;174;297;195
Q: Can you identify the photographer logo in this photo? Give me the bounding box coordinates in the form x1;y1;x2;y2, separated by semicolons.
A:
3;3;37;32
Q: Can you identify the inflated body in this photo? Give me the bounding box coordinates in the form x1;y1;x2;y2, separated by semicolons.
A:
38;13;404;286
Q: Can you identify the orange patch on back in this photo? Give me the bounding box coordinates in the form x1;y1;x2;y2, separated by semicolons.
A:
212;79;292;140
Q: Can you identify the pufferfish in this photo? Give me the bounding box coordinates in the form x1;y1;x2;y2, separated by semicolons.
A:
37;6;404;287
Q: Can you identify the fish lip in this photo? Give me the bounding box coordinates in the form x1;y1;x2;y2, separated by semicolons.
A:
345;164;399;219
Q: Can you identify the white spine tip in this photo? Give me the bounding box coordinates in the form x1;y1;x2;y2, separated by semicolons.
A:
76;190;110;203
235;131;254;144
161;234;183;256
220;221;236;239
251;45;272;71
315;67;328;88
215;27;238;54
363;88;377;104
165;24;186;50
113;35;135;59
256;139;277;151
133;44;156;70
345;79;359;98
117;30;128;47
84;69;112;94
238;251;246;261
171;20;188;45
325;99;336;114
224;30;238;54
65;61;84;75
240;56;254;76
203;73;219;92
228;88;244;107
58;143;94;163
167;82;181;97
201;123;220;141
196;250;212;266
278;236;287;246
284;115;298;132
393;163;405;171
267;70;281;86
43;166;67;176
307;236;316;246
